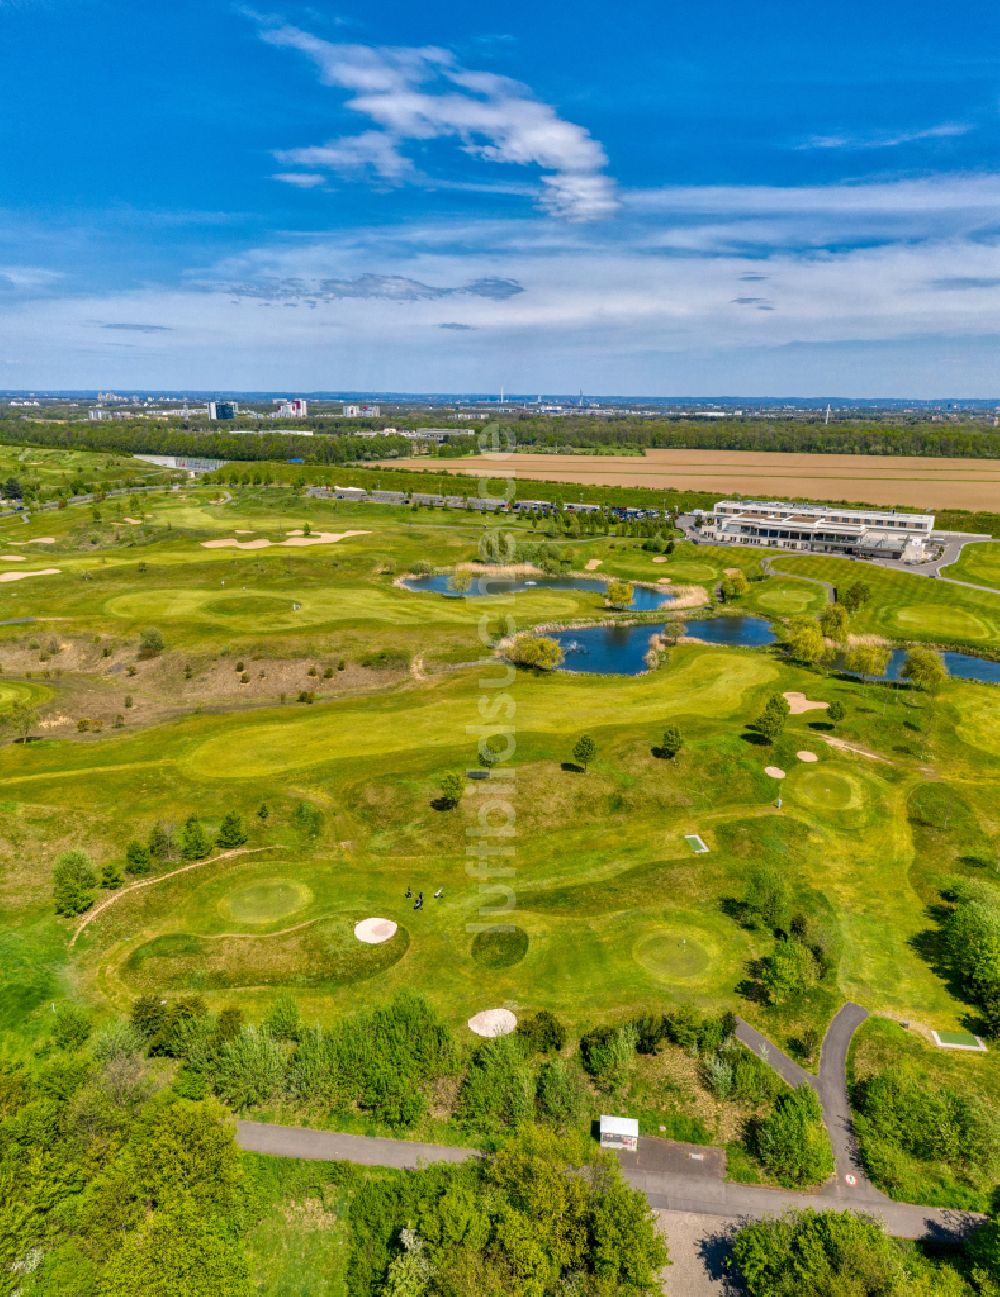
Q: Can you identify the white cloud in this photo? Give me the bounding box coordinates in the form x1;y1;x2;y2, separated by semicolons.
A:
256;22;617;220
272;172;327;189
798;121;972;150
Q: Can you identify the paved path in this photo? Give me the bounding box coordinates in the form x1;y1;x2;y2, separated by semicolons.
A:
236;1119;981;1243
759;557;835;603
734;1017;817;1092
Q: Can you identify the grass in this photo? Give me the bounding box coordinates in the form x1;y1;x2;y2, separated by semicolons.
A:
1;476;1000;1206
940;540;1000;590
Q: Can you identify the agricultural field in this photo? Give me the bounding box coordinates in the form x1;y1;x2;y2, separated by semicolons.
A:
387;447;1000;511
3;473;1000;1245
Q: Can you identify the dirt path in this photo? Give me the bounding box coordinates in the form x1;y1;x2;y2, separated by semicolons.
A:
69;846;276;946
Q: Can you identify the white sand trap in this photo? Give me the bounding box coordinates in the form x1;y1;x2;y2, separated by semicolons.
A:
784;691;829;715
797;750;819;763
201;529;370;551
201;537;273;550
585;558;603;570
764;766;786;779
0;567;60;583
651;555;668;564
354;917;398;945
286;528;305;536
234;529;255;534
283;529;370;547
123;518;142;525
27;537;55;544
468;1008;518;1038
0;555;26;562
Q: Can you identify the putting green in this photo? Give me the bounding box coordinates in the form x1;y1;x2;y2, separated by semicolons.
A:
754;583;822;616
791;768;865;814
471;926;529;969
889;605;991;641
219;880;314;926
634;927;712;981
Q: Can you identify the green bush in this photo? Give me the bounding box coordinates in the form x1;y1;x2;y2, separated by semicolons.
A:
53;849;98;916
754;1085;834;1187
456;1033;533;1133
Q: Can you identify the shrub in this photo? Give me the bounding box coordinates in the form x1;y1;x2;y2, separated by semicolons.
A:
578;1022;638;1089
179;816;210;861
125;840;151;875
508;635;563;672
437;772;464;809
659;725;683;759
517;1010;567;1054
535;1057;587;1130
456;1033;533;1133
51;1003;92;1051
138;626;164;658
754;1085;834;1186
213;1026;285;1109
215;812;248;849
101;861;123;889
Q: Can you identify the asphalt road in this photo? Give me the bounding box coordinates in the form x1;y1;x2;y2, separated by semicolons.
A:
237;1115;981;1243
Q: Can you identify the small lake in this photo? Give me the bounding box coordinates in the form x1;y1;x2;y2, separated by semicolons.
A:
841;648;1000;685
551;624;662;675
402;573;674;611
682;615;778;647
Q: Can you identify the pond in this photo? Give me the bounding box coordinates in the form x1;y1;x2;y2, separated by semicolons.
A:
551;623;662;675
841;648;1000;685
682;615;778;647
402;573;675;611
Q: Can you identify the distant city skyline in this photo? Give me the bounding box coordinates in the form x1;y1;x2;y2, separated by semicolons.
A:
2;0;999;395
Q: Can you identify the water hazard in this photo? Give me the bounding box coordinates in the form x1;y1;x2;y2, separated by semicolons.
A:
402;573;675;611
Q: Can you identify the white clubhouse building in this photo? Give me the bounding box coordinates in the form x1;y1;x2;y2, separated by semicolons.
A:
700;500;936;562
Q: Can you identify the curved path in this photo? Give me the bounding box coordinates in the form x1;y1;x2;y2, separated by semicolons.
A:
736;1003;884;1203
759;556;835;603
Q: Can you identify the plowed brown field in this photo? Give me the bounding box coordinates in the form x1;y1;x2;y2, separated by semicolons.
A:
385;449;1000;510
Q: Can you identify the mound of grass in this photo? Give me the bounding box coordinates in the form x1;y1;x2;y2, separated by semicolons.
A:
471;925;529;968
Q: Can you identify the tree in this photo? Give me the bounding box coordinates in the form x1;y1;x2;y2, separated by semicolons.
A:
840;581;872;613
755;1085;834;1186
572;733;597;771
752;693;789;744
827;701;845;724
138;626;165;658
720;570;749;602
819;603;850;643
101;860;124;889
53;849;98;916
900;646;947;693
180;816;210;861
535;1057;587;1130
125;840;151;875
2;476;23;500
845;643;891;681
605;579;634;609
256;803;269;822
785;618;828;665
449;570;473;594
760;938;817;1005
438;772;464;809
659;725;683;759
215;812;248;849
508;635;564;671
1;699;38;743
745;864;791;933
517;1010;567;1054
148;822;173;861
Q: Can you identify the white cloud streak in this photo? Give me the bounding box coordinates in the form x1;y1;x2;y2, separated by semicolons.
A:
258;23;618;220
798;121;973;150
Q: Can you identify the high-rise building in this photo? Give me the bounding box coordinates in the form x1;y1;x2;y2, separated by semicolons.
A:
208;401;238;421
273;398;308;418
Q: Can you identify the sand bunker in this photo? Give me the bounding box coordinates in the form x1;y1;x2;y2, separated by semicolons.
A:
468;1008;518;1038
585;558;603;570
764;766;786;779
286;528;305;536
201;529;370;551
0;567;60;584
784;691;830;715
797;751;819;763
234;529;255;534
26;537;55;544
354;917;398;945
0;555;26;562
123;518;142;525
651;556;668;564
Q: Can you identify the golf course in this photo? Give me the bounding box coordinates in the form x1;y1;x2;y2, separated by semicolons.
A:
3;470;1000;1227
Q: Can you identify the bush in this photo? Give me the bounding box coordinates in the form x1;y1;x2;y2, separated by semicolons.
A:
124;840;151;875
517;1010;567;1054
507;635;564;671
51;1003;92;1051
53;849;98;916
535;1057;588;1130
213;1026;285;1109
437;772;464;809
578;1022;638;1089
755;1085;834;1186
456;1033;533;1133
215;811;248;849
138;626;164;658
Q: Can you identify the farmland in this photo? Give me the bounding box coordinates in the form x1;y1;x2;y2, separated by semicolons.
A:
387;447;1000;511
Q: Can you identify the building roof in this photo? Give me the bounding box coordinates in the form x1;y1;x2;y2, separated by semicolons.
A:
599;1114;639;1137
714;499;934;527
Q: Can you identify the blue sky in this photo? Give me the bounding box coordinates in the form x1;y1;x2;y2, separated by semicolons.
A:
2;0;1000;395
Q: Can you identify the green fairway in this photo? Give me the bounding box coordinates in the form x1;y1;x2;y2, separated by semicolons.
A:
940;540;1000;591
